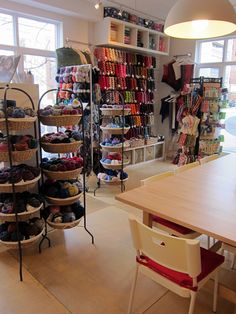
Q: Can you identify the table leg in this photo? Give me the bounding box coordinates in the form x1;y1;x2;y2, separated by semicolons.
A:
143;212;152;227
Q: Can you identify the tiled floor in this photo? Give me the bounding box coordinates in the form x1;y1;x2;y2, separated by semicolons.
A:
0;160;235;314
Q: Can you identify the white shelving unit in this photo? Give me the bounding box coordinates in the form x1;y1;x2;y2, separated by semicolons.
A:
94;17;170;56
123;141;165;165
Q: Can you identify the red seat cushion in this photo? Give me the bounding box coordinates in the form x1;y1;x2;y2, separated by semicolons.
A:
151;215;196;235
137;248;224;291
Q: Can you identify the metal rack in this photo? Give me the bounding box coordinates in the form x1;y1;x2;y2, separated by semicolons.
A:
0;85;46;281
38;88;94;246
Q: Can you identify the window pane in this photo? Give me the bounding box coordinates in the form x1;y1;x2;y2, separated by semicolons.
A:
0;13;14;46
224;65;236;98
199;68;219;78
0;50;14;55
24;55;56;104
199;40;224;63
19;18;56;51
226;38;236;62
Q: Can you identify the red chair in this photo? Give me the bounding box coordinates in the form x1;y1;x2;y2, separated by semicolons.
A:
128;217;224;314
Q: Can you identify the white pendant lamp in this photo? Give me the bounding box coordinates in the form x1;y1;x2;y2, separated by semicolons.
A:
164;0;236;39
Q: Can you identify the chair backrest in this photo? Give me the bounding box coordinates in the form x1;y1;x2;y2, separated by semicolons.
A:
199;154;218;165
175;161;199;174
140;171;174;186
129;217;201;280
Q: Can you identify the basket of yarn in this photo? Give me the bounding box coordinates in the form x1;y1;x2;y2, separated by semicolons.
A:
100;152;129;170
0;165;41;193
39;104;82;127
45;202;85;229
42;179;83;205
0;218;45;248
0;107;37;131
98;169;128;184
41;157;83;180
0;134;38;162
100;124;130;135
100;137;130;152
40;130;82;153
0;192;43;222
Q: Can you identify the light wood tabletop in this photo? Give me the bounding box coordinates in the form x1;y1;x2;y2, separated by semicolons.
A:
116;153;236;247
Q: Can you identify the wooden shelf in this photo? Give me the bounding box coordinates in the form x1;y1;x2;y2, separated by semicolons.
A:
94;17;169;56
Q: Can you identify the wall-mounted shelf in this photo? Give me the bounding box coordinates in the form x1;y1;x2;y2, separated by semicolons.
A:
94;17;170;56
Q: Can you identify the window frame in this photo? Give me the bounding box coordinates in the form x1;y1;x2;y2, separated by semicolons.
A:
195;35;236;81
0;8;62;74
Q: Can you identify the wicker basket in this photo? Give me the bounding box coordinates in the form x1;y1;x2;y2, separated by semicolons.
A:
100;108;131;116
0;204;43;222
43;167;82;180
100;177;128;184
47;213;82;229
100;126;130;135
100;160;129;170
40;141;82;153
0;227;45;249
145;137;158;145
100;142;130;152
129;138;145;148
45;192;83;205
0;148;37;162
0;117;37;131
0;175;41;193
39;114;82;127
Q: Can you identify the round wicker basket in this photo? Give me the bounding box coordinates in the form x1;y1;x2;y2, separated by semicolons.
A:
0;148;37;163
0;175;41;193
100;126;130;135
45;192;83;206
0;227;45;249
43;167;82;180
39;114;82;127
0;117;37;131
100;177;128;184
100;108;131;116
100;160;129;170
40;141;82;153
100;143;130;152
47;213;82;229
0;203;43;222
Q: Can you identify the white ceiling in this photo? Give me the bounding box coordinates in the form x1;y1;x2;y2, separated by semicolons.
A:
7;0;236;21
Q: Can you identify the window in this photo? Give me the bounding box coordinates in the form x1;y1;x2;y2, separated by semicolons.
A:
0;10;61;104
196;37;236;152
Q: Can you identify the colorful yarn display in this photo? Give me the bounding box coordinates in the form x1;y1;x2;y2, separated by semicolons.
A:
41;130;81;144
39;102;81;117
0;106;36;118
0;218;44;242
0;165;40;184
41;180;81;199
0;134;37;152
41;157;83;172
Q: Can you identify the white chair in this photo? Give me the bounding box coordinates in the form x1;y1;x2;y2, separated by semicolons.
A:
221;243;236;269
141;171;200;240
175;161;200;174
199;154;219;165
128;217;225;314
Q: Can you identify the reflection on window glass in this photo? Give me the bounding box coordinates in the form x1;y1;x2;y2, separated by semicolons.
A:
24;55;56;104
0;50;14;56
199;68;219;78
19;17;56;51
0;13;14;46
224;65;236;101
200;41;224;63
226;39;236;62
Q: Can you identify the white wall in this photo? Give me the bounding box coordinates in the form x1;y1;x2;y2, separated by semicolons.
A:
0;0;92;49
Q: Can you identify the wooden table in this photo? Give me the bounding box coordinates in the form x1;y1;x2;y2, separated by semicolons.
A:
116;153;236;311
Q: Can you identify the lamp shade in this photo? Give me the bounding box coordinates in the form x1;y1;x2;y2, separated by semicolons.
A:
164;0;236;39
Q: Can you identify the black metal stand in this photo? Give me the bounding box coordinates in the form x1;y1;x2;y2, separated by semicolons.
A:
37;89;94;247
94;90;127;196
0;85;42;281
